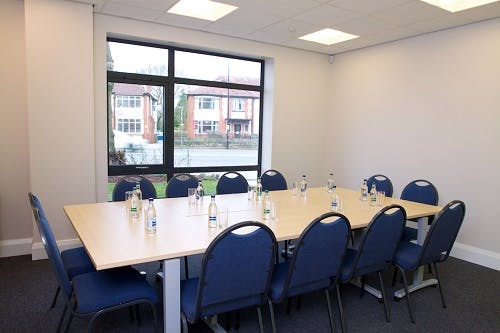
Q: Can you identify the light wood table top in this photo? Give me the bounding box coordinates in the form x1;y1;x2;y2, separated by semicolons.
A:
64;187;441;270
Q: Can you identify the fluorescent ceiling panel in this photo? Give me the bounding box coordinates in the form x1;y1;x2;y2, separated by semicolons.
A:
168;0;238;21
419;0;500;12
299;28;359;45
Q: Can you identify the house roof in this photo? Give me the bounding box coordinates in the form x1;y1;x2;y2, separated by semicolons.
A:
112;83;157;102
187;86;259;98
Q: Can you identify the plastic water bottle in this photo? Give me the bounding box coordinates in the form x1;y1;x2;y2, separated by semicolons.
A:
370;183;378;207
196;180;204;203
263;191;271;220
135;181;142;213
327;173;336;192
145;198;157;234
255;177;263;201
331;193;340;211
130;190;139;219
300;175;308;197
208;195;217;228
361;179;368;201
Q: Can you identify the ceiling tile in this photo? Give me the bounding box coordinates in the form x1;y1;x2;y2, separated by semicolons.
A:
294;4;359;26
155;12;212;30
328;0;412;15
370;1;449;27
246;19;322;44
100;2;163;21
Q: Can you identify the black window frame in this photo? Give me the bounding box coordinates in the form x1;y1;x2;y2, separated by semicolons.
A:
107;38;264;180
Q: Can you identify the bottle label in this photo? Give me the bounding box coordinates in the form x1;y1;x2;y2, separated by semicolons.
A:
149;218;157;228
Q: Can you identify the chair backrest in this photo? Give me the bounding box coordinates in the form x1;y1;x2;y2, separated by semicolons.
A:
367;174;393;197
261;169;288;191
29;192;46;220
419;200;466;265
194;221;276;318
166;174;199;198
400;179;439;205
281;213;351;300
31;203;73;300
349;205;406;278
216;172;249;195
112;176;157;201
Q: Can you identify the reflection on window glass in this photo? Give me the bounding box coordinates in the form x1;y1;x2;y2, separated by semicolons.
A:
173;84;259;168
108;82;165;166
107;42;169;76
175;51;261;85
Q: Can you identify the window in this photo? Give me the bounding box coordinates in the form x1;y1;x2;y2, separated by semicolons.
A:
196;97;216;110
232;98;245;112
107;39;264;191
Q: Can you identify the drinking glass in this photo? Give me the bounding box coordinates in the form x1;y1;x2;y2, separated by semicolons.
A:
218;206;228;229
188;188;196;206
125;191;134;216
292;181;299;196
247;185;254;201
377;191;385;207
271;201;279;221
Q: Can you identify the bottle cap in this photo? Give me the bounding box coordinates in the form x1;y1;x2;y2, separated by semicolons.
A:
149;198;154;202
211;194;215;198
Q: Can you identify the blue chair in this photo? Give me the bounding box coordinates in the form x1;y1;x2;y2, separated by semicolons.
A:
261;169;287;191
400;179;439;241
166;173;199;198
393;200;466;323
216;171;249;195
32;207;159;332
29;193;95;309
165;173;199;279
340;205;406;323
268;212;351;333
112;176;157;201
180;221;276;332
367;174;393;197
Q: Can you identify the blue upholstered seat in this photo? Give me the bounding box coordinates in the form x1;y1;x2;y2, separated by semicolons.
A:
29;193;95;309
31;199;158;332
261;169;287;191
367;174;393;197
166;173;199;198
216;171;249;195
393;200;466;324
180;221;276;332
340;205;406;323
268;212;351;333
112;176;157;201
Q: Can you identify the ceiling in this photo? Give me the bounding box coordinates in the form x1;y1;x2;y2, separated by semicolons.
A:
72;0;500;54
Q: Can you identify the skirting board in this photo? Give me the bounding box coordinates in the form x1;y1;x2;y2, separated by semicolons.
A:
451;242;499;271
0;238;32;258
31;238;83;260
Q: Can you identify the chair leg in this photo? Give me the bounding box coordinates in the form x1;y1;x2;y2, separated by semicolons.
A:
135;304;141;326
433;262;447;308
56;304;67;333
297;295;302;311
181;312;189;333
397;265;415;323
391;268;398;286
378;271;390;322
335;284;346;333
64;312;74;333
324;289;335;333
184;256;189;279
257;306;264;333
360;275;366;298
286;297;292;314
268;299;277;333
235;309;241;330
149;301;159;333
428;264;433;275
51;286;60;309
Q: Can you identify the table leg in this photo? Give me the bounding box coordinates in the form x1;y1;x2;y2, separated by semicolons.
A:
394;217;437;299
163;258;181;333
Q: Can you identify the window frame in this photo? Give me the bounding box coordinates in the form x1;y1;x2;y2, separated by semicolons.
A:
107;38;264;179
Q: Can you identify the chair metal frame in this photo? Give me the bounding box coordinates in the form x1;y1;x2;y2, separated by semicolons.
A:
261;169;288;191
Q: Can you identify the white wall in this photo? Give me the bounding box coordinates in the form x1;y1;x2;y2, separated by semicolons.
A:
24;0;95;245
93;14;330;202
327;19;500;266
0;0;32;257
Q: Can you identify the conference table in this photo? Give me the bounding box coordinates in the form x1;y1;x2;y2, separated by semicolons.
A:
64;186;441;332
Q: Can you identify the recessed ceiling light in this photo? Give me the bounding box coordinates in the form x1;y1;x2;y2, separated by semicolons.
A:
167;0;238;21
419;0;500;12
299;28;359;46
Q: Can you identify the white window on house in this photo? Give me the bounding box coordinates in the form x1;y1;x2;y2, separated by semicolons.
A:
232;98;245;112
196;120;219;134
117;95;142;108
196;97;215;110
117;118;142;133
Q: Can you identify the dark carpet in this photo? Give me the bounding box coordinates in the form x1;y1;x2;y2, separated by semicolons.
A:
0;254;498;332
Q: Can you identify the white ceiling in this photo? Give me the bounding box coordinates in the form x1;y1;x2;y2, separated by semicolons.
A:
72;0;500;54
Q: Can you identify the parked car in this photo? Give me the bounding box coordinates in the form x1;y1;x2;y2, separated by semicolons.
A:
113;131;146;150
156;131;164;141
